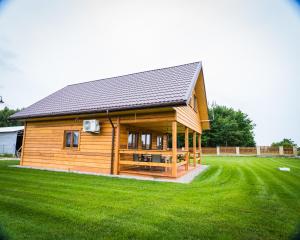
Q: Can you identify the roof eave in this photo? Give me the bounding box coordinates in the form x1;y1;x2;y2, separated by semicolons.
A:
183;62;202;104
9;100;187;121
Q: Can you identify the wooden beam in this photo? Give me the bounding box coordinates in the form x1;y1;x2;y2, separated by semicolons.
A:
120;169;171;177
119;149;173;155
172;121;177;177
113;117;120;175
198;133;201;164
193;131;196;167
185;127;189;170
119;160;170;167
163;134;168;150
25;107;175;122
121;117;175;124
20;121;27;166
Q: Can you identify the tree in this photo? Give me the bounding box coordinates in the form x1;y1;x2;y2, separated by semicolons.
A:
202;105;256;147
0;107;23;127
271;138;297;148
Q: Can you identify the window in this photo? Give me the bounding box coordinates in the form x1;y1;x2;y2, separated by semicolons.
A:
157;135;163;150
65;131;72;147
193;95;198;112
73;131;79;148
141;133;152;150
64;131;79;149
128;132;138;149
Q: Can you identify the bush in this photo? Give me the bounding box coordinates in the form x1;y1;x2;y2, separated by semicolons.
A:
272;138;297;148
0;154;14;158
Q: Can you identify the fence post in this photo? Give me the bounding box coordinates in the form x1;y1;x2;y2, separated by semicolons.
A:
236;147;240;155
279;146;284;156
216;146;220;156
293;146;298;156
256;146;261;156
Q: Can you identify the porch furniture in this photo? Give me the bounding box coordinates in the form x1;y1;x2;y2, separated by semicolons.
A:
151;154;163;171
133;154;140;161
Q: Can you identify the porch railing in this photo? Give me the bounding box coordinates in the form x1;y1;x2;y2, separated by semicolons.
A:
118;148;191;177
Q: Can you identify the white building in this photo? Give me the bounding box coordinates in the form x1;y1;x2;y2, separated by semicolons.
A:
0;126;24;155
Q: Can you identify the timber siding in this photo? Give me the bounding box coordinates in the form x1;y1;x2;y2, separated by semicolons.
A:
22;118;113;173
21;110;178;174
175;106;202;133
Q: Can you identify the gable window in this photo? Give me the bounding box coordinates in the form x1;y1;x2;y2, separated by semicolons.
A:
193;95;198;112
141;133;152;150
128;132;138;149
64;131;79;149
157;135;163;150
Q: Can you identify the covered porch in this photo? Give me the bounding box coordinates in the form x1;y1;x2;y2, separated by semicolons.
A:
114;118;202;178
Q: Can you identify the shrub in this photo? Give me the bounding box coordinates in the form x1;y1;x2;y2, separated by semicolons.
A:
0;153;14;158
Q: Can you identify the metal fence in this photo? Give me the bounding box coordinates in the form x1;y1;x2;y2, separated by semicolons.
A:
201;146;297;157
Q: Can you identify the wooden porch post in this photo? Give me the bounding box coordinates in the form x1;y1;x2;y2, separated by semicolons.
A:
172;121;177;177
198;134;201;164
185;127;189;171
193;131;196;167
163;134;168;150
113;117;120;175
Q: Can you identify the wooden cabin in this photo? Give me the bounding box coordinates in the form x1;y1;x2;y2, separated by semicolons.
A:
11;62;209;178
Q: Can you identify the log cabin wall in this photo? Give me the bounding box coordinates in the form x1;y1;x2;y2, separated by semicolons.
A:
22;118;114;174
21;110;177;174
175;105;201;133
174;90;202;133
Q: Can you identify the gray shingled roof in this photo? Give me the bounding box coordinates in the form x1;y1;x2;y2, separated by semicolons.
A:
11;62;202;119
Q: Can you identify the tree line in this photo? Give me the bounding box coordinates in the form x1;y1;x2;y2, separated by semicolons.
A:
0;107;23;127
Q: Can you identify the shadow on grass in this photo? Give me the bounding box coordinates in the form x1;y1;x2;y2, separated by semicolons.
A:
0;225;9;240
291;224;300;240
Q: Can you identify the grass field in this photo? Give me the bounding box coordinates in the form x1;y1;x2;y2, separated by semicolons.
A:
0;157;299;240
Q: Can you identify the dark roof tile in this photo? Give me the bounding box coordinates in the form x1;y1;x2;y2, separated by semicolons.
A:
11;61;202;119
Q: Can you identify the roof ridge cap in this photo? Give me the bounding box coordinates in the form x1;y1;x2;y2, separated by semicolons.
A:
67;61;202;87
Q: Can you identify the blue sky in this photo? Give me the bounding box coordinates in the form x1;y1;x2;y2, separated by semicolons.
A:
0;0;299;145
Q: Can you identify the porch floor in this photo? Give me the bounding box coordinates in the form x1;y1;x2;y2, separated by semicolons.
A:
119;164;209;183
120;164;194;178
11;164;209;184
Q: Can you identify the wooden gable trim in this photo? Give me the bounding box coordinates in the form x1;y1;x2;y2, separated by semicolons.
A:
173;68;209;133
195;69;210;130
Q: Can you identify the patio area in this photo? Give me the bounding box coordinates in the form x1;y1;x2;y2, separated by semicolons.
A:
115;119;203;178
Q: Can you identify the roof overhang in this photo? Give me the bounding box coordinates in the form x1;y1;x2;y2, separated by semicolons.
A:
10;101;187;121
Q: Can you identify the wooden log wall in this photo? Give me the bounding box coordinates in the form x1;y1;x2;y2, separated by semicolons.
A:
21;110;178;174
22;118;114;174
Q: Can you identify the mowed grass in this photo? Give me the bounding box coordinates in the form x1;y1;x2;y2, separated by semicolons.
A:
0;157;300;240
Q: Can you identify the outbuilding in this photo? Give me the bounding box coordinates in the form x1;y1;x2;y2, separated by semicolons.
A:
0;126;24;156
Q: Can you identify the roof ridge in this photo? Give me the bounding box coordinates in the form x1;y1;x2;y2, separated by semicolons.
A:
67;61;202;87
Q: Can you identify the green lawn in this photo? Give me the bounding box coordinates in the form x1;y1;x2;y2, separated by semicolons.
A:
0;157;299;240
